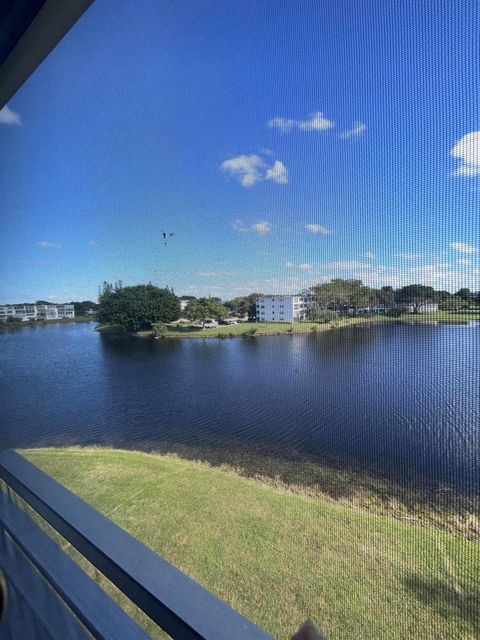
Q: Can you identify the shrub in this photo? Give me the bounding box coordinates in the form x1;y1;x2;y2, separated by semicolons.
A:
152;323;168;338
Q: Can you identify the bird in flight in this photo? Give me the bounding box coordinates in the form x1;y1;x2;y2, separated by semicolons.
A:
162;231;175;245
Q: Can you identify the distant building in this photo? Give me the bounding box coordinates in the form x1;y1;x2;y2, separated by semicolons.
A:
0;303;75;322
256;295;312;322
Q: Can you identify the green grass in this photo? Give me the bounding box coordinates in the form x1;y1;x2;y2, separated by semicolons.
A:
20;448;480;640
96;311;479;339
165;320;344;337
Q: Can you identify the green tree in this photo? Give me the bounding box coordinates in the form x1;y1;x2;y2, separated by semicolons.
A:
186;298;228;326
152;323;168;338
306;303;336;323
225;293;262;318
69;300;99;316
438;295;462;311
97;284;181;332
379;286;395;306
435;290;452;302
310;279;373;312
310;279;349;310
396;284;436;313
455;288;471;301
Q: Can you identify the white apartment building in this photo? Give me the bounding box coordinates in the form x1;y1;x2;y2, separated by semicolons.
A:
37;304;75;320
0;304;75;322
256;295;312;322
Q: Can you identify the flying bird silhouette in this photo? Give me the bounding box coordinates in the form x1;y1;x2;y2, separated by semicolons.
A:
162;231;175;245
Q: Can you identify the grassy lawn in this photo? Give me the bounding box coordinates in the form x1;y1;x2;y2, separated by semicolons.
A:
95;311;479;339
164;317;376;338
21;448;480;640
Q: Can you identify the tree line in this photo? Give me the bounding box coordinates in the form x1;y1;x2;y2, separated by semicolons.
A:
307;280;478;315
96;279;478;332
225;281;478;317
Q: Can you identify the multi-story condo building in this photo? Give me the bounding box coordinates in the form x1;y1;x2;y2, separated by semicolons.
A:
0;304;75;322
256;295;312;322
36;304;75;320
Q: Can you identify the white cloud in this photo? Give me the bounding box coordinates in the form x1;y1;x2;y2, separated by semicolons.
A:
339;121;366;139
231;219;248;232
284;262;314;271
232;220;272;235
298;112;334;131
323;261;370;270
450;132;480;176
349;262;477;291
251;221;272;235
37;241;61;249
396;252;422;260
265;160;288;184
220;154;288;187
305;224;331;235
457;258;472;266
364;251;376;259
220;154;265;187
450;242;477;254
407;264;463;288
268;111;334;133
0;105;22;126
267;117;295;133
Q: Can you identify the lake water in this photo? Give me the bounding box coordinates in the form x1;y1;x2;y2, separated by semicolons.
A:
0;321;478;491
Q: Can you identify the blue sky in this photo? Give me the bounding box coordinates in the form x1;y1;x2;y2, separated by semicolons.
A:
1;0;479;302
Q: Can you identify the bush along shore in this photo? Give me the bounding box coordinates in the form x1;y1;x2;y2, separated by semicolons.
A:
20;447;480;640
95;311;480;339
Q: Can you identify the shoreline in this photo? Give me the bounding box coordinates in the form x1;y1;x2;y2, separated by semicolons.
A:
0;316;95;330
96;311;480;339
21;444;479;541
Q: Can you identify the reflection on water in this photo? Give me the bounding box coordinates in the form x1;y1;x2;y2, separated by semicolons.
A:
0;321;478;491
